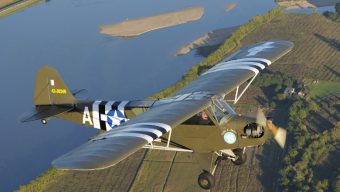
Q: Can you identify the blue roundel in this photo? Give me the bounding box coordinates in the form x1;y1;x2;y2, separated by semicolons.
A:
223;131;237;144
106;109;127;128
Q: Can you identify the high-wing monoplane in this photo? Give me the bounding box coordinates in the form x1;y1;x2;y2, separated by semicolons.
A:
21;40;293;190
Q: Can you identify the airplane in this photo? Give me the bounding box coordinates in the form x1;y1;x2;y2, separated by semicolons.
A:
21;40;293;190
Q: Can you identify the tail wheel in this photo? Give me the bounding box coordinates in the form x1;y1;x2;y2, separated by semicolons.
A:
198;171;215;190
41;119;48;124
231;148;247;165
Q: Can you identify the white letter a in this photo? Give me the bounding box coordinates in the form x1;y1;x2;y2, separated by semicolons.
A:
83;106;93;125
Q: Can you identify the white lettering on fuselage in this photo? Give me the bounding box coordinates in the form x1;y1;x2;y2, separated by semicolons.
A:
82;106;93;125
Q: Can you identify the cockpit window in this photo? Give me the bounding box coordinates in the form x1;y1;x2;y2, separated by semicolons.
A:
208;96;236;124
183;110;214;125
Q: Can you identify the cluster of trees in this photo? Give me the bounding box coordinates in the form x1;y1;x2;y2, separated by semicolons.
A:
254;72;339;191
323;3;340;22
253;72;298;90
278;98;340;191
151;8;284;99
252;71;304;108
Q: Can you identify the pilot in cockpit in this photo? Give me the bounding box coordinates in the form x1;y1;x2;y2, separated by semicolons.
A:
197;111;213;125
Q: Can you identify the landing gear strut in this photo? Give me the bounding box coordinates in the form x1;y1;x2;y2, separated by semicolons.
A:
198;170;215;190
231;148;247;165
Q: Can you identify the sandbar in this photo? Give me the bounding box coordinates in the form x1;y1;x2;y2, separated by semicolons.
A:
224;3;236;12
100;7;204;38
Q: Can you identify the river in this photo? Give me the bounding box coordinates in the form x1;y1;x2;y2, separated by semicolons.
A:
0;0;283;191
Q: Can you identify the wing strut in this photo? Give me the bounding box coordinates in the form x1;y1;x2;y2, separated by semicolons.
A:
229;73;258;104
143;129;193;152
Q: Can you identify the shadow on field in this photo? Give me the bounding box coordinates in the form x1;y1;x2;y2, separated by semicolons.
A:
195;44;222;57
323;65;340;78
255;96;268;106
256;140;282;192
254;85;277;106
256;98;291;192
314;33;340;51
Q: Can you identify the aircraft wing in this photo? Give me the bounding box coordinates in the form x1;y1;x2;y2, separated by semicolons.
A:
52;98;211;170
173;40;294;97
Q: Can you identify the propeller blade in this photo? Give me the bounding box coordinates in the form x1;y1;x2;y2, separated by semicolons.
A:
266;120;286;148
256;108;267;127
274;127;287;148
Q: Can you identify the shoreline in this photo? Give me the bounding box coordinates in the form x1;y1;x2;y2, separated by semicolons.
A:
176;26;239;56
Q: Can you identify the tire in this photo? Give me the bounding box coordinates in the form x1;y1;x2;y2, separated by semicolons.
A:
231;148;247;165
41;119;47;124
198;171;215;190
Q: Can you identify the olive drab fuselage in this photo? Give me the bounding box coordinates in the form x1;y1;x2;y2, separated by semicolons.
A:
56;99;269;153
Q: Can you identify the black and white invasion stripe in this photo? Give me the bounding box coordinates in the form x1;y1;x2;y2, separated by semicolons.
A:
94;122;171;143
203;57;271;76
92;100;129;131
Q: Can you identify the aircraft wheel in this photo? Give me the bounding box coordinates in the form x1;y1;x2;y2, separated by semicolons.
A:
231;148;247;165
198;171;215;190
41;119;47;124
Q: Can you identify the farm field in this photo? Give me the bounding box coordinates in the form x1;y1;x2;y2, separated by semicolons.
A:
309;81;340;99
18;12;340;192
240;13;340;82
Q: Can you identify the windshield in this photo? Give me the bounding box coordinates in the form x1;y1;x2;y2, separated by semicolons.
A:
208;96;236;124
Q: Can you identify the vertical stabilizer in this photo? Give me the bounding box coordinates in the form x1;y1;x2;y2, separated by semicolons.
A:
34;66;76;105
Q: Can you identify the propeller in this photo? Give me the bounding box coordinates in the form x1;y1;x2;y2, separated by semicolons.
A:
256;108;286;148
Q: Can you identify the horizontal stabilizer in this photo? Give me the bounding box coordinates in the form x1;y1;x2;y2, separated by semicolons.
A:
20;105;74;123
71;89;89;100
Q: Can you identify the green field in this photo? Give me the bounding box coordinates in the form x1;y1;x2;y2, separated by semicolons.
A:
309;81;340;99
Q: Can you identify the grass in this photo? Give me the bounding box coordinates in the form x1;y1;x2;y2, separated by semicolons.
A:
16;169;65;192
309;81;340;99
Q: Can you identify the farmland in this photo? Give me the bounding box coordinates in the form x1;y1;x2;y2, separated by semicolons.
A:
240;13;340;82
309;81;340;99
18;12;340;192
